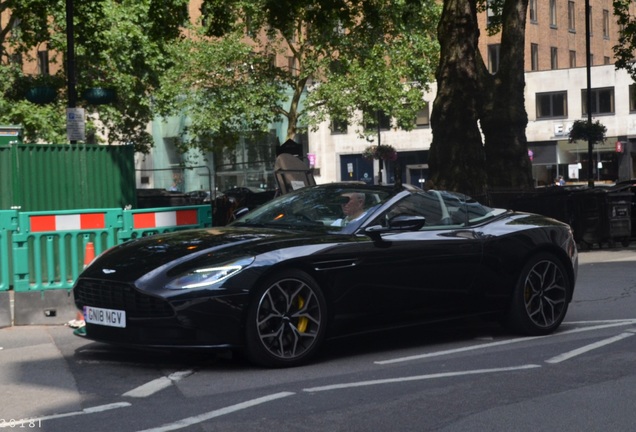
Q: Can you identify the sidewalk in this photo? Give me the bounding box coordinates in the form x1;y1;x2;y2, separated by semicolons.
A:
0;325;85;420
577;242;636;264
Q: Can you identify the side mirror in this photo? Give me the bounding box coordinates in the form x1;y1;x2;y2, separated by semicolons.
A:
363;215;426;241
388;215;426;231
233;207;250;219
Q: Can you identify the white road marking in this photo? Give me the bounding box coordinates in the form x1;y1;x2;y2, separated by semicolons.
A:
374;336;546;365
375;319;636;365
546;332;635;364
563;319;636;332
0;403;131;428
303;365;541;393
123;370;194;398
6;320;630;430
566;319;636;325
135;392;295;432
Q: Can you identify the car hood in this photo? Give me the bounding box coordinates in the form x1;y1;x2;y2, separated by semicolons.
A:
80;226;348;282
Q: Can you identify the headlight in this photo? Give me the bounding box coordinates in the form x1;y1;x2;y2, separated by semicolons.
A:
166;257;255;289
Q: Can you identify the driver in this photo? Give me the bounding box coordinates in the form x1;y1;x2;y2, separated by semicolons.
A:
332;192;366;226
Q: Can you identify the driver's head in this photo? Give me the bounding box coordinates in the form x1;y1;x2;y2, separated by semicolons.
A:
341;192;365;218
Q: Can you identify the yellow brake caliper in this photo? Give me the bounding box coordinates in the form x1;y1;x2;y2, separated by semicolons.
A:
297;296;308;333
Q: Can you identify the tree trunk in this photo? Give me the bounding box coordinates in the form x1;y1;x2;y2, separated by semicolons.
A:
478;0;533;191
429;0;487;197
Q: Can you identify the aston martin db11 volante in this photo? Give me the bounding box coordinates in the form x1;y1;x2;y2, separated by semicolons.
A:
73;183;578;367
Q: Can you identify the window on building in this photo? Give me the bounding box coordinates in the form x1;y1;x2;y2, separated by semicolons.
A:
10;52;22;66
536;91;568;119
488;44;500;74
531;43;539;71
604;56;610;65
550;47;558;69
10;18;21;41
37;49;49;75
529;0;538;23
364;110;391;131
568;1;576;31
486;0;496;26
331;119;348;134
415;104;430;127
581;87;615;115
550;0;557;27
629;85;636;112
569;50;576;68
602;9;610;38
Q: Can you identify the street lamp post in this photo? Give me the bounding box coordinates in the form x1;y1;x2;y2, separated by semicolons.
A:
66;0;77;109
585;0;594;187
65;0;87;144
377;110;383;184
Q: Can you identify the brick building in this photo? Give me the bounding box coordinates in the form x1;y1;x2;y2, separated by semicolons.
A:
309;0;636;187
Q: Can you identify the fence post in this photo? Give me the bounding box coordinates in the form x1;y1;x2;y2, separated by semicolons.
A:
0;210;18;328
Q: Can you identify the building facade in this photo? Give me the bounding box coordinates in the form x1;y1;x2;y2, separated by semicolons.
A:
308;0;636;187
4;1;635;190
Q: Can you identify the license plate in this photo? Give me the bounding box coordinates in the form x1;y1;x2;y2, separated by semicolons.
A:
84;306;126;328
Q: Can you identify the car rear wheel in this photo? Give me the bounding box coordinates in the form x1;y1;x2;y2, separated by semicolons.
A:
245;270;327;367
506;253;570;336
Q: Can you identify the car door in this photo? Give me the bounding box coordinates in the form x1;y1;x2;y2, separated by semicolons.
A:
330;192;484;324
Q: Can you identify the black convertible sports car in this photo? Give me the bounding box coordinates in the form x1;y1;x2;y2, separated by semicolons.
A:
73;183;578;367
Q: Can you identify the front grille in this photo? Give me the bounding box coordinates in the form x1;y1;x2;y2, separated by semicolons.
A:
74;278;173;318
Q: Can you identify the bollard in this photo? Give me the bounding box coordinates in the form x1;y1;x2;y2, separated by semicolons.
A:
84;242;95;268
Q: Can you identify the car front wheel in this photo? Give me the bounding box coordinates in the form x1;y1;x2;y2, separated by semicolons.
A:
245;270;327;367
506;253;571;336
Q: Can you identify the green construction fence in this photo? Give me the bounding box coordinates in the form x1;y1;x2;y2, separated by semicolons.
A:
1;205;212;327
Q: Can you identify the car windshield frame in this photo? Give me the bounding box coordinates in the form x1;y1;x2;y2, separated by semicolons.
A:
230;184;399;233
230;184;506;233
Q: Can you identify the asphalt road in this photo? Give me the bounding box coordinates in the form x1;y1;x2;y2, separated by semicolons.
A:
1;245;635;432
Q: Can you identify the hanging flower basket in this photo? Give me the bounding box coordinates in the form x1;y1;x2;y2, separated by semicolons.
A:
25;86;57;104
362;144;398;161
8;73;64;104
82;87;116;105
568;119;606;145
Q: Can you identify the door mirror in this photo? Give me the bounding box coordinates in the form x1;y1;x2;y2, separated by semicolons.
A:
363;215;426;241
388;215;426;231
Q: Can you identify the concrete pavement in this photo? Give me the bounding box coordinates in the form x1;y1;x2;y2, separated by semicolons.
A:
0;325;85;421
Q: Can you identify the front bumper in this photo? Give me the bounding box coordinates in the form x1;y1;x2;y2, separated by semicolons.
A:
74;277;248;349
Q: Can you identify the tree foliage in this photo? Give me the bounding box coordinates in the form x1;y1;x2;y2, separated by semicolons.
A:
0;0;189;151
613;0;636;80
0;0;67;142
153;0;441;153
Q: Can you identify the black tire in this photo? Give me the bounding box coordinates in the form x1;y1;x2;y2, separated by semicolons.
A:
506;253;571;336
245;269;327;367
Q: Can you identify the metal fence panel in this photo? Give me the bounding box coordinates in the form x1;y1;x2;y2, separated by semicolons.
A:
0;143;136;211
11;209;123;292
118;205;213;241
4;204;211;326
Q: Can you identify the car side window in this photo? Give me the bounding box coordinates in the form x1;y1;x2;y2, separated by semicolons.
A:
378;192;467;229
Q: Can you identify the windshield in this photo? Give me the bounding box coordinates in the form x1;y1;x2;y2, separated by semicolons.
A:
231;184;394;232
